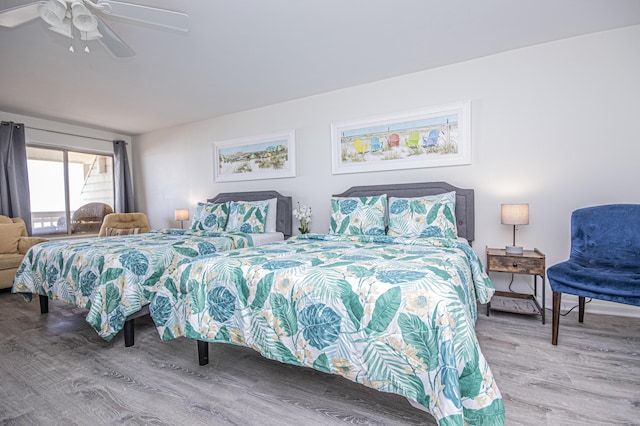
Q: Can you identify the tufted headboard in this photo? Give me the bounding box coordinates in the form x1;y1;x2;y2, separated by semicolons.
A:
209;190;293;239
333;181;475;244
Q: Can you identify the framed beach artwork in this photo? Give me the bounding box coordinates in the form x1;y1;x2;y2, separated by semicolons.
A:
331;101;471;175
213;130;296;182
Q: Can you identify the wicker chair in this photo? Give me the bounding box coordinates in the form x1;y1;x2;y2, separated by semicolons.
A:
70;202;113;234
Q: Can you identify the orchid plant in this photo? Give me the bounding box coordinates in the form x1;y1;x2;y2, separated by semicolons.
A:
293;202;312;234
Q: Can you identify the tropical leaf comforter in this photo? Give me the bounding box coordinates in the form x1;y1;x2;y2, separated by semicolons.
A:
150;234;504;425
12;229;253;341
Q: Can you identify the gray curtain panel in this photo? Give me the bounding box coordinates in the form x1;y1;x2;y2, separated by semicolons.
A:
0;121;32;233
113;140;134;213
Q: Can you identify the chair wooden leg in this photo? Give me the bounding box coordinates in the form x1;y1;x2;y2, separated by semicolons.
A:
552;292;561;345
578;296;585;323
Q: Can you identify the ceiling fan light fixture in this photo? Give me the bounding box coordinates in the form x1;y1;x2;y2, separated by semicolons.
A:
48;16;73;39
0;0;188;58
80;27;103;41
85;0;111;14
39;0;67;27
71;2;98;32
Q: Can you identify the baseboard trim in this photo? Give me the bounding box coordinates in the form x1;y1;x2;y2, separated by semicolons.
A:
538;295;640;318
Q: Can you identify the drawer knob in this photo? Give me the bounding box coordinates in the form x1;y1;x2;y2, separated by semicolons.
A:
512;262;518;267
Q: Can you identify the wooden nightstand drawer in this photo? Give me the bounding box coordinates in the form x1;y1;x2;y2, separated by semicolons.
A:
488;255;544;275
485;247;547;323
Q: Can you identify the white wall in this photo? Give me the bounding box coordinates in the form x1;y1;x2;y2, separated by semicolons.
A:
0;111;131;154
134;25;640;317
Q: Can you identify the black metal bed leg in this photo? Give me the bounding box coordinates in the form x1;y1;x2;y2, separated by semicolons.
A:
197;340;209;366
39;295;48;314
124;318;135;347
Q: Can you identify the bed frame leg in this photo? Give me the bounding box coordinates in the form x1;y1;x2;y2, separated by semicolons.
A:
124;318;135;347
197;340;209;366
39;295;48;314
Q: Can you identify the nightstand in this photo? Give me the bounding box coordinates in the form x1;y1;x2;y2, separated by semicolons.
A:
485;247;546;324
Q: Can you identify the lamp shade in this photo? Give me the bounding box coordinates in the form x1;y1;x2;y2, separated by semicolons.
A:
501;204;529;225
175;209;189;221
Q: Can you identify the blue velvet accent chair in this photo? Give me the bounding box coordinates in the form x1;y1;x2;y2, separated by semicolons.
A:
547;204;640;345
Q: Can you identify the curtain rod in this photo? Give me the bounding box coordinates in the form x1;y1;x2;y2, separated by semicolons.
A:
24;125;127;144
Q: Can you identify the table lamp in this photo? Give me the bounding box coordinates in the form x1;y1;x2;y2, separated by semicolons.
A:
501;203;529;254
175;208;189;229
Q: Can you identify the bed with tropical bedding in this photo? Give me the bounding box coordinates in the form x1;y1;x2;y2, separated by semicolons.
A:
148;182;505;425
12;190;292;346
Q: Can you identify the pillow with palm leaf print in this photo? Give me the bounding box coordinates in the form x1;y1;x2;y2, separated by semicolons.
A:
328;195;386;236
190;202;229;232
387;191;457;239
225;200;269;233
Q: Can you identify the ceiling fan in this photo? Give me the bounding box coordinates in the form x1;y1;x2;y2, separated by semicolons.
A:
0;0;189;57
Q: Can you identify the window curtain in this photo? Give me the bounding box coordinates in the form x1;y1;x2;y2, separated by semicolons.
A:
113;140;134;213
0;121;32;233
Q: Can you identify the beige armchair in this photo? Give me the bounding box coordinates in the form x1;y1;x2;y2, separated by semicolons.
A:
98;213;152;237
0;215;48;289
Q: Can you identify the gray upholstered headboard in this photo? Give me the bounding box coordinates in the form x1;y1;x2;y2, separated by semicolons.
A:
333;181;475;244
209;190;293;239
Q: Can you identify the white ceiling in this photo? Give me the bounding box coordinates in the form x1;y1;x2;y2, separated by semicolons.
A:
1;0;639;136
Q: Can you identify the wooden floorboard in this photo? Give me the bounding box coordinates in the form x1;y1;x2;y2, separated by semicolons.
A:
1;291;638;425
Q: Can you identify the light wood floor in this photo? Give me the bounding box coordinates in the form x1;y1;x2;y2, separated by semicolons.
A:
1;291;638;425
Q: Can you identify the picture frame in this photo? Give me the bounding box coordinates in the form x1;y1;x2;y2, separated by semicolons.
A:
331;101;471;175
213;130;296;182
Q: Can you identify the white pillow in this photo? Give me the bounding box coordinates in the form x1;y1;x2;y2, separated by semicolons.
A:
265;198;277;232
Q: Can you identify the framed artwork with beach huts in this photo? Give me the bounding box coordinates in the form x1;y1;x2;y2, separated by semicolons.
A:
213;130;296;182
331;101;471;174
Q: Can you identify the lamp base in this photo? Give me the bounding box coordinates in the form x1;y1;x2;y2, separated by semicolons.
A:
505;245;524;255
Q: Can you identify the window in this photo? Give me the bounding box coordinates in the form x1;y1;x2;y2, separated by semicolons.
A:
27;146;115;236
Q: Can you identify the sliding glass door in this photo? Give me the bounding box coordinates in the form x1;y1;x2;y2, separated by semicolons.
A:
26;146;115;236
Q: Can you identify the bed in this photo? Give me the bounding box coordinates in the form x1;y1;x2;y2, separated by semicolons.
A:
11;190;292;346
148;182;504;425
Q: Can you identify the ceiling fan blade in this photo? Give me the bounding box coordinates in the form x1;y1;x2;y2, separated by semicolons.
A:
96;16;135;58
97;1;188;32
0;1;43;28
